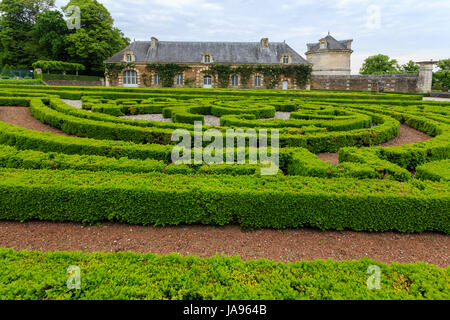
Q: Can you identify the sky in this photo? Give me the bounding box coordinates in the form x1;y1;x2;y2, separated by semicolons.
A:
55;0;450;74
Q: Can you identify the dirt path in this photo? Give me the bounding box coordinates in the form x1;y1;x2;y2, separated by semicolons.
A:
0;221;447;267
317;124;432;165
0;106;69;135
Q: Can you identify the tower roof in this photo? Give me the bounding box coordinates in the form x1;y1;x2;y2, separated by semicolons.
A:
306;34;353;52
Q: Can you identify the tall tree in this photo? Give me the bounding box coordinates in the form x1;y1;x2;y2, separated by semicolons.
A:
433;58;450;90
63;0;129;75
33;10;69;61
0;0;55;68
360;54;400;75
399;60;419;73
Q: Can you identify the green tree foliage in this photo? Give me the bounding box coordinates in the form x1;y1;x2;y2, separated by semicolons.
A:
360;54;400;75
399;60;419;73
33;10;68;61
0;0;55;68
62;0;129;75
433;59;450;89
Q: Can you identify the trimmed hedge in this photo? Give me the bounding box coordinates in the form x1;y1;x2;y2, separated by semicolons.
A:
416;160;450;182
0;169;448;233
0;249;448;300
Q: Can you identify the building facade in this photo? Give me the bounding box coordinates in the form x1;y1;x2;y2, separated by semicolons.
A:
105;37;310;89
305;34;353;76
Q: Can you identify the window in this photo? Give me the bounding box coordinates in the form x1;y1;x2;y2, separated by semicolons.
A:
254;75;262;87
154;74;160;85
203;76;212;88
283;55;289;64
126;54;132;62
320;41;326;49
204;55;211;63
176;74;183;85
123;70;137;86
231;75;239;86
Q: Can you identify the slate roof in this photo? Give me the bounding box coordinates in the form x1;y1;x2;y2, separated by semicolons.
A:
306;35;352;52
105;40;309;65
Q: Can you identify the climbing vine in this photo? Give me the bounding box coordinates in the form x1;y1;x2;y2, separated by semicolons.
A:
235;65;254;87
255;65;283;89
283;65;313;87
146;63;190;87
104;63;135;79
202;64;233;88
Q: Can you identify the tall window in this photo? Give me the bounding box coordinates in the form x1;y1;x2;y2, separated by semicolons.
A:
204;55;211;63
176;74;183;85
154;74;160;85
283;55;289;64
231;75;239;86
123;70;137;86
126;54;132;62
254;75;262;87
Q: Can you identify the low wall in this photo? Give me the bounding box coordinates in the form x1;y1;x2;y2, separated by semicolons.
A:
311;74;419;93
44;80;104;87
430;91;450;98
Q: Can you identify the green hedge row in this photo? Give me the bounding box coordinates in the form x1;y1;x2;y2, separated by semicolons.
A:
0;144;277;176
0;168;448;232
416;160;450;182
0;249;447;300
38;98;400;152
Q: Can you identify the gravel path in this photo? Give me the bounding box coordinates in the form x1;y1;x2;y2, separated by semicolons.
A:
0;106;69;135
61;99;82;109
121;114;173;122
317;124;432;166
423;97;450;102
0;221;447;267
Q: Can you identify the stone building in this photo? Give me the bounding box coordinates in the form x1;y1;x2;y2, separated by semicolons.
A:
305;34;353;76
104;37;310;89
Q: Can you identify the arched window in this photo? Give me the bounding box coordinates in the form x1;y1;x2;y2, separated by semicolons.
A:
283;55;289;64
254;75;262;87
154;74;160;85
176;74;183;85
203;75;212;88
123;70;137;87
204;55;211;63
231;75;239;86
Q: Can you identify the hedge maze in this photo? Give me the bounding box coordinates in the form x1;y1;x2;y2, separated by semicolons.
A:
0;85;449;300
0;85;449;233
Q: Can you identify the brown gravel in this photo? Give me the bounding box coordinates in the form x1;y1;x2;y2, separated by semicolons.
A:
317;124;432;165
0;106;69;135
0;221;447;267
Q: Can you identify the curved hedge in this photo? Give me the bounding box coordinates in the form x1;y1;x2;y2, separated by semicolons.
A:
0;169;448;232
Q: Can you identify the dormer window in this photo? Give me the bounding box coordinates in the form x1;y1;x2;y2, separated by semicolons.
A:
124;52;135;62
283;55;289;64
320;41;327;49
204;55;211;63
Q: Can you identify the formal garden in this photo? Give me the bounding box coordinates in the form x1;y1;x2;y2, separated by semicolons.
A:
0;84;448;299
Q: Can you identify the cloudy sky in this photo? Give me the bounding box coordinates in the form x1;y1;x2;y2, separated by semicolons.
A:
55;0;449;74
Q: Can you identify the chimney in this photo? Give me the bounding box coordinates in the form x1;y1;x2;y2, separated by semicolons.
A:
346;40;353;50
260;38;269;48
151;37;158;49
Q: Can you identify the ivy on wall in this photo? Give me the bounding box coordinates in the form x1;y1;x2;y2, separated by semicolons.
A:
202;64;313;88
105;63;135;79
202;64;233;88
146;63;190;87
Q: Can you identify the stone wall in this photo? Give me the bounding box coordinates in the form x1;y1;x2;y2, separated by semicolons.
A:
310;74;419;93
44;80;104;87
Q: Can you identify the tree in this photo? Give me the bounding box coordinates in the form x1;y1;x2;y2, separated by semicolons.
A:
33;10;69;61
62;0;129;75
0;0;55;68
360;54;400;75
433;58;450;89
399;60;419;73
